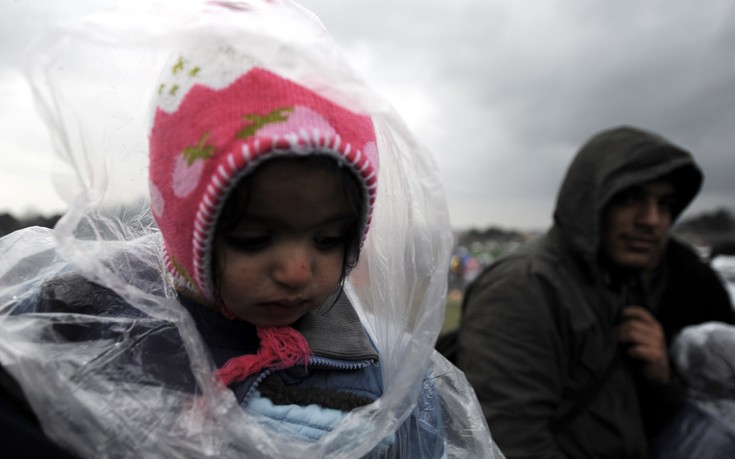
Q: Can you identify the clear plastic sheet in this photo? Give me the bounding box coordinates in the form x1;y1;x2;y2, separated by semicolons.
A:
712;255;735;306
648;322;735;458
672;322;735;420
0;1;499;457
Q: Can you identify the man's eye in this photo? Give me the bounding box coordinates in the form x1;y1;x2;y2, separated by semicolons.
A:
659;196;676;212
226;235;270;251
612;189;641;206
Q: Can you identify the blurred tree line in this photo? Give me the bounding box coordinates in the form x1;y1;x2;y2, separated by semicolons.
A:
453;207;735;259
674;208;735;253
0;213;62;238
2;207;734;246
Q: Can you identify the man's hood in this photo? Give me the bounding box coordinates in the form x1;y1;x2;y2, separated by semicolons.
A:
553;125;703;266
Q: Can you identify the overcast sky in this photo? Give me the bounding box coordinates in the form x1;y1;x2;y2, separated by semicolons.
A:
1;0;734;230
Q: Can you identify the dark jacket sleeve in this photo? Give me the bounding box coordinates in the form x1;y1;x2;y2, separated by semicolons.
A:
457;261;567;459
658;240;735;339
0;367;80;458
641;240;735;436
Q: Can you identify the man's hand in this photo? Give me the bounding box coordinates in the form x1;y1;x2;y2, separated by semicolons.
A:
617;306;671;385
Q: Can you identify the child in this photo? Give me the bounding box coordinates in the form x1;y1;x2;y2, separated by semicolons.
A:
148;50;444;455
0;1;499;457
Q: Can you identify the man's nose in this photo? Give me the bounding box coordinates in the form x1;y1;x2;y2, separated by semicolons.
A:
272;244;313;288
636;199;662;227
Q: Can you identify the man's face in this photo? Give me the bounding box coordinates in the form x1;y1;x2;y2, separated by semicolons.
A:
601;179;675;269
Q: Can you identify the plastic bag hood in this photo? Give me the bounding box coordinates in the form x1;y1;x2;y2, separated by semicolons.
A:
0;1;500;457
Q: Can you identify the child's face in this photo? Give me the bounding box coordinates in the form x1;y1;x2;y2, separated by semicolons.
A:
215;159;353;327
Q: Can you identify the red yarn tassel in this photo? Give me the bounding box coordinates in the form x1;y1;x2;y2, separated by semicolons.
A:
216;326;312;386
220;304;239;320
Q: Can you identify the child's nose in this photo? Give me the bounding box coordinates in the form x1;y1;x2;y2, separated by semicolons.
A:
272;245;313;288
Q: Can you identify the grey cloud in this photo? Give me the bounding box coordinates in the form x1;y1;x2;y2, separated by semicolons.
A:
246;0;735;228
2;0;734;229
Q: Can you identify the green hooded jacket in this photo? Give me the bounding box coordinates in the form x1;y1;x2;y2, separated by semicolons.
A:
457;126;718;458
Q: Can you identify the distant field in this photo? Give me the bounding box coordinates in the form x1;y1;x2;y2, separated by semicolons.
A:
441;290;462;335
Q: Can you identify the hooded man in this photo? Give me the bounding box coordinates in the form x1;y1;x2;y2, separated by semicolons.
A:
457;126;735;458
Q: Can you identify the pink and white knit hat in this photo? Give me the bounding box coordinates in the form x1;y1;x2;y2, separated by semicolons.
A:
149;50;378;300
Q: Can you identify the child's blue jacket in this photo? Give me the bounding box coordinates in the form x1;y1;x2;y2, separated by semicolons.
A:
8;270;446;458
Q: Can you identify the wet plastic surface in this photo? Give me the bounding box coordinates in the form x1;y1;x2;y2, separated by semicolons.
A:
0;1;501;457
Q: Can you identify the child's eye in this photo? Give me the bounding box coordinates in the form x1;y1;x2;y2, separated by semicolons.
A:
314;235;345;250
226;234;271;251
